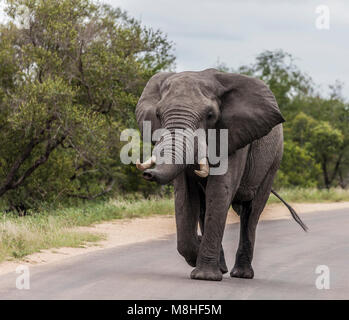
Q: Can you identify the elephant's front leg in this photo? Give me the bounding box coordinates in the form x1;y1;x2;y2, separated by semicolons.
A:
191;150;247;281
199;204;228;274
173;172;201;267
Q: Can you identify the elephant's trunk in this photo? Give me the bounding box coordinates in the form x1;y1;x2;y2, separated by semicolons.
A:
142;130;187;184
137;106;209;184
143;163;185;185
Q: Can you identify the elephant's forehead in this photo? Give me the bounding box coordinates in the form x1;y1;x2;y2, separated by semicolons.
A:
162;73;215;96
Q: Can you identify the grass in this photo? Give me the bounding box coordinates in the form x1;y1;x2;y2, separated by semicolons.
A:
54;197;175;226
268;188;349;204
0;216;103;262
0;188;348;263
0;197;174;263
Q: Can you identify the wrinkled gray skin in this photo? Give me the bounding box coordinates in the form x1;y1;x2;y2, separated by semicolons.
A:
135;69;285;281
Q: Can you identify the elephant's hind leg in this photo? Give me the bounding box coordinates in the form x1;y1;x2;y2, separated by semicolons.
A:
230;200;255;279
231;167;277;279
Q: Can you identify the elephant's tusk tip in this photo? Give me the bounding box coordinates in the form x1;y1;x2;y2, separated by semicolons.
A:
194;170;209;178
194;157;209;178
136;156;156;171
136;159;144;171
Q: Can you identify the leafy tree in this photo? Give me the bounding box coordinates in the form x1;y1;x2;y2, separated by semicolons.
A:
287;95;349;188
308;121;344;189
287;112;316;147
274;140;321;188
0;0;174;209
236;50;313;113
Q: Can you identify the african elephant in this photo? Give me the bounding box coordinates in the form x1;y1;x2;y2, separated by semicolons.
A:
135;69;307;281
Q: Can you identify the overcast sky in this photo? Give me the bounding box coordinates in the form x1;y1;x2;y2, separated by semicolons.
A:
107;0;349;98
0;0;348;97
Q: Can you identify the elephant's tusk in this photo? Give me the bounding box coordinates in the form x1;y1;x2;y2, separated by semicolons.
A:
194;158;209;178
136;155;156;171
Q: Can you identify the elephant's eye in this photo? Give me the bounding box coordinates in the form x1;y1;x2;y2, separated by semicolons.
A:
207;111;213;120
156;110;160;119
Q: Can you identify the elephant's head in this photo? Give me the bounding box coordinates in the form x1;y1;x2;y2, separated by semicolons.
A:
135;68;284;184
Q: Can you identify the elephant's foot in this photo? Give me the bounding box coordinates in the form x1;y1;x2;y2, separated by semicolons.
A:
230;264;254;279
184;253;197;267
179;242;228;274
184;251;227;274
184;254;228;274
197;235;228;274
190;266;223;281
178;241;200;268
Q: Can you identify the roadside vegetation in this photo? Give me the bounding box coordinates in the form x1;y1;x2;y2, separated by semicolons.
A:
0;197;174;262
1;188;349;263
267;188;349;204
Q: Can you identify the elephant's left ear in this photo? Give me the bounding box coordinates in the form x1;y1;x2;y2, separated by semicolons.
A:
213;71;285;151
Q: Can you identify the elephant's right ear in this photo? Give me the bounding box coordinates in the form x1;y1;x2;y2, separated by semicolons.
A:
136;72;175;137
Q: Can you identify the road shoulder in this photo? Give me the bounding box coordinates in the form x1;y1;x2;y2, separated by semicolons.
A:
1;201;348;276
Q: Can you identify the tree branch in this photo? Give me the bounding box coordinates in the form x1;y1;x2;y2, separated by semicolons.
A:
77;40;94;106
0;116;60;197
11;135;66;189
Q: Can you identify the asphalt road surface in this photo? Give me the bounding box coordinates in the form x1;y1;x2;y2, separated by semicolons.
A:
0;208;348;299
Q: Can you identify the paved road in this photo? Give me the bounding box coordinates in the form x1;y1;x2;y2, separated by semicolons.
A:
0;208;348;299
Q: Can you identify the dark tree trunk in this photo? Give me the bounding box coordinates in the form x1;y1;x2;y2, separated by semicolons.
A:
338;169;347;189
329;151;344;186
321;151;344;189
321;159;330;189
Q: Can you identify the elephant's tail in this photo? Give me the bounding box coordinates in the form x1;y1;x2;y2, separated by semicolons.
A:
271;189;308;232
